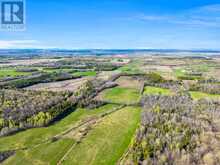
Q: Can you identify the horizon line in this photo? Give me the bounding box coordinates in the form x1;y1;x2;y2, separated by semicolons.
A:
0;48;220;51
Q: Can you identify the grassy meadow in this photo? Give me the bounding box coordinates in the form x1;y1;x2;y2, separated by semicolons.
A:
0;104;118;152
72;71;97;77
3;106;141;165
98;87;141;104
190;91;220;100
143;86;172;96
62;106;141;165
0;68;32;78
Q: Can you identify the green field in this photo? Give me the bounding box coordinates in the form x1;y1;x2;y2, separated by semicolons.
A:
4;139;75;165
173;68;186;78
0;69;32;78
174;69;203;80
100;87;141;104
117;60;142;74
0;104;118;152
191;64;209;72
190;91;220;100
62;106;141;165
143;86;172;95
3;106;140;165
72;71;97;77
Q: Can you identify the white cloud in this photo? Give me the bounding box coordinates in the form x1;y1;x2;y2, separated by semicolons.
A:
137;4;220;28
195;4;220;13
0;40;40;49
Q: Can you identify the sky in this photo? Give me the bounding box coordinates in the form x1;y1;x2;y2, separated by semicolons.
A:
0;0;220;49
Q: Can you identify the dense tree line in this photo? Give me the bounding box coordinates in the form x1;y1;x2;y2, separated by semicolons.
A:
73;78;118;108
144;72;166;84
0;89;71;136
128;95;220;164
0;75;119;136
15;68;38;72
36;59;122;71
189;83;220;95
0;72;77;89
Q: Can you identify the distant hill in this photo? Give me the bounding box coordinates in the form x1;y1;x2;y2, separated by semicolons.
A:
0;49;220;58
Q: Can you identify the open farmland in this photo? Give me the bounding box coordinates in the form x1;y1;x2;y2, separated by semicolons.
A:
143;86;172;96
1;52;220;165
62;106;141;165
0;58;64;67
190;91;220;100
72;71;97;77
96;87;141;104
115;76;142;89
0;104;118;152
25;77;91;92
2;0;220;163
0;68;32;78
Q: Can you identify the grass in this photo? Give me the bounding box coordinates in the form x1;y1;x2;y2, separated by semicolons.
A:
173;68;186;78
62;106;141;165
72;71;97;77
191;64;210;72
100;87;141;104
4;139;75;165
143;86;172;95
117;60;143;74
190;91;220;100
0;69;31;78
174;68;203;80
2;106;140;165
0;104;118;152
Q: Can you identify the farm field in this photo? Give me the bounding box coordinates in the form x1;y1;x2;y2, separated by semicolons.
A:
115;76;142;89
1;53;220;165
2;106;140;165
2;0;220;163
0;58;64;67
25;77;91;92
143;86;172;95
0;68;32;78
96;70;121;80
0;104;118;152
62;106;141;165
117;60;143;74
96;87;141;104
3;139;76;165
190;91;220;100
72;71;97;77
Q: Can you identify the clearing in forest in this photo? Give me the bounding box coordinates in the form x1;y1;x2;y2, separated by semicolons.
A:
96;87;141;104
190;91;220;100
143;86;172;96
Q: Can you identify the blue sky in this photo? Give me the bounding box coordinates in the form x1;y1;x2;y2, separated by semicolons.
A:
1;0;220;49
